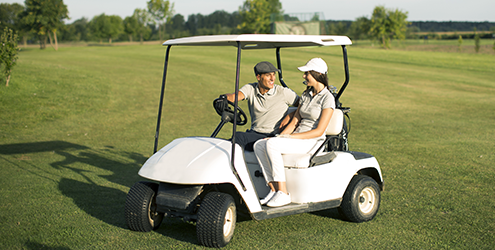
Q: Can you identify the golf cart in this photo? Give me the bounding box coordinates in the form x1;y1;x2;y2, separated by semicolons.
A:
124;34;383;248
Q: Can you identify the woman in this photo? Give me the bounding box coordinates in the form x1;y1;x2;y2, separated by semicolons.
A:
253;58;335;207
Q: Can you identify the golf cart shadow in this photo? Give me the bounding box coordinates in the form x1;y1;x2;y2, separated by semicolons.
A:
153;215;253;247
53;147;148;228
154;218;198;244
58;178;130;228
310;208;342;220
0;140;89;155
0;141;147;229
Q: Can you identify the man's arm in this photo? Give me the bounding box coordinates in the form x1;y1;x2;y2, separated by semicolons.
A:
224;92;245;102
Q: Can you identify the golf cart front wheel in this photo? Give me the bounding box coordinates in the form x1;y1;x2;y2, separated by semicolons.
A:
339;175;380;223
125;181;164;232
197;192;236;248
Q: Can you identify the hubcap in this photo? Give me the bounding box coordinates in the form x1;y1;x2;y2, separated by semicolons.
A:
223;206;234;237
358;187;376;214
148;197;158;226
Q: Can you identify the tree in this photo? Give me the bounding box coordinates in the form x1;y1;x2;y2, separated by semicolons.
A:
166;14;187;38
179;10;240;36
238;0;282;34
327;22;349;36
123;15;139;42
369;6;409;48
0;3;24;31
474;32;480;53
64;18;89;42
185;14;199;35
0;3;27;46
457;35;464;52
0;27;20;86
133;9;151;44
19;0;68;50
44;0;68;50
89;14;123;43
348;16;370;40
147;0;174;41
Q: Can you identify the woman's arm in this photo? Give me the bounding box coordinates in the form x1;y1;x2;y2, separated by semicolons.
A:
289;108;334;140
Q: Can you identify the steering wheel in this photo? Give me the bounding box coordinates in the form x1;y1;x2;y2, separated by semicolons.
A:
213;96;248;126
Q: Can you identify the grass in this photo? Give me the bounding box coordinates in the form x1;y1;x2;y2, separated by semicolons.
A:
354;38;495;55
1;41;494;249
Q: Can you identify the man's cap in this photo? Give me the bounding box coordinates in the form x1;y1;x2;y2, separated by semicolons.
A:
254;61;280;75
297;58;328;74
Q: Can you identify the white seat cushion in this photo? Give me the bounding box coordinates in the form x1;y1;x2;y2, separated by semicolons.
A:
245;150;312;168
326;109;343;135
282;153;312;169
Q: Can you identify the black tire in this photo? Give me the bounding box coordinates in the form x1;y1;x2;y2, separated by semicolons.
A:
339;175;380;223
125;181;164;232
197;192;236;248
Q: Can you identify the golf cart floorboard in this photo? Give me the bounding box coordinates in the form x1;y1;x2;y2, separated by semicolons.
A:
252;199;341;220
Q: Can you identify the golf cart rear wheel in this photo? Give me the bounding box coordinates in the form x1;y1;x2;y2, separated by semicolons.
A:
197;192;236;248
339;175;380;223
125;181;164;232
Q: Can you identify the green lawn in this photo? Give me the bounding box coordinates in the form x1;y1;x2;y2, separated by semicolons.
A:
1;42;494;249
353;38;495;55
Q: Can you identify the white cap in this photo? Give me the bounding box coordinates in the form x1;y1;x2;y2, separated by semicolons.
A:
297;58;328;74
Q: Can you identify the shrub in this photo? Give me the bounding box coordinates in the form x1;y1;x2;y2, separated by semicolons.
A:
457;35;463;52
0;27;20;86
474;33;480;53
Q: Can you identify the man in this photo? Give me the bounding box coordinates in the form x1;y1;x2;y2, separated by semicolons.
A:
222;61;299;151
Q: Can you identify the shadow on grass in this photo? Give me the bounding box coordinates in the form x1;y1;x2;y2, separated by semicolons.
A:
0;140;272;246
0;140;204;246
0;141;147;228
0;140;89;155
155;218;199;244
310;207;343;221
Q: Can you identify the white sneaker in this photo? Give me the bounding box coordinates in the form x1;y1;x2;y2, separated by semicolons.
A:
267;191;291;207
260;190;276;205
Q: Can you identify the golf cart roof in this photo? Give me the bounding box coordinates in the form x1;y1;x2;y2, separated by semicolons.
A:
162;34;352;49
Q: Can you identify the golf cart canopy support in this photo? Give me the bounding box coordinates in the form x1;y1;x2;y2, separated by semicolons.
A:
155;34;352;190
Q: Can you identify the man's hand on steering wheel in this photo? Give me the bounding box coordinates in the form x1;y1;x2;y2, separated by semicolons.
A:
213;95;247;125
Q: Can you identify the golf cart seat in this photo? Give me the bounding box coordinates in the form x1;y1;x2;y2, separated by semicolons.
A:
243;108;344;168
282;108;344;169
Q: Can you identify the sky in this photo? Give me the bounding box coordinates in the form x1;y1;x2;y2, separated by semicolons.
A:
3;0;495;23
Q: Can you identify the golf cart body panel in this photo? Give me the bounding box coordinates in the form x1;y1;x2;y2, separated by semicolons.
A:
139;137;238;184
139;137;264;213
285;152;381;203
244;150;382;204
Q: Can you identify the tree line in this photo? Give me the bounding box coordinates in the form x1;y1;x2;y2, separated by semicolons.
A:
1;0;494;50
409;21;495;32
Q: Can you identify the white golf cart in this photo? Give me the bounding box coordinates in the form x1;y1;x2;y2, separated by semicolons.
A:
125;34;383;248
